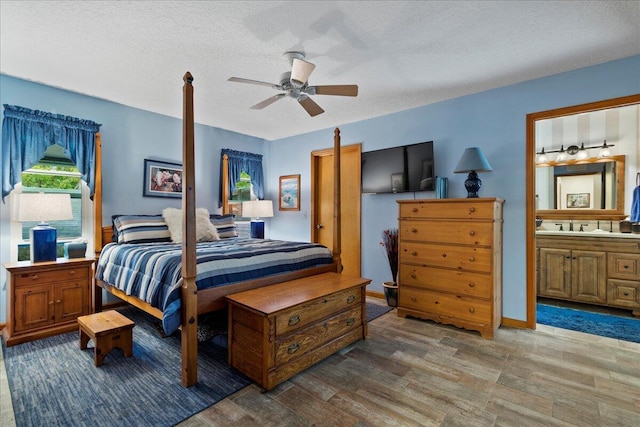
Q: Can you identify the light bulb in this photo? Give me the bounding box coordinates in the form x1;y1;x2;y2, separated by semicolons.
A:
576;142;588;160
536;148;547;164
556;145;568;162
598;140;611;158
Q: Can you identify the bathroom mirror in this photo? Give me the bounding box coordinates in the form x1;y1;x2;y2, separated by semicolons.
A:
536;155;625;219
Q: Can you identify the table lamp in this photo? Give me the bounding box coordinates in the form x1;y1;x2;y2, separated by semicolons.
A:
242;200;274;239
17;193;73;262
453;147;493;198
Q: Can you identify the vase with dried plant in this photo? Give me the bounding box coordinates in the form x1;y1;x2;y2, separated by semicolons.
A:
380;228;399;307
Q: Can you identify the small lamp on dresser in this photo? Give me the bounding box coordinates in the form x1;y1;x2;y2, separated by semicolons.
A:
16;192;73;262
454;147;493;198
242;199;274;239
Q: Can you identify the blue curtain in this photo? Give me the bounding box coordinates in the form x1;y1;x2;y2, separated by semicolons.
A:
2;105;102;203
219;149;264;208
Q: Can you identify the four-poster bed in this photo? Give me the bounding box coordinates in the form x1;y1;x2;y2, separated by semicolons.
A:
92;72;346;387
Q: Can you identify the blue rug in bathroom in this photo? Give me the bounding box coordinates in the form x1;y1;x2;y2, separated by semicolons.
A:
537;304;640;343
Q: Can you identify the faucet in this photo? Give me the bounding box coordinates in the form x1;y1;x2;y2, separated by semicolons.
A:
579;223;588;232
555;223;564;232
569;220;574;232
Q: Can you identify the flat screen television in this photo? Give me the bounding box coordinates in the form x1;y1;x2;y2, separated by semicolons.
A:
361;141;435;194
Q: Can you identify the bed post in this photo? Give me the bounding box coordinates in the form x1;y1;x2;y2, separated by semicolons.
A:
181;72;198;387
222;154;229;214
333;128;342;273
93;132;103;312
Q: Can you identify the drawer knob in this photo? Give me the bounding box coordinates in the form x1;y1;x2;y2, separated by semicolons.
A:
32;275;39;280
412;251;418;256
287;342;300;354
410;296;416;302
411;273;417;279
623;292;630;296
469;230;475;236
468;282;475;288
288;315;300;326
412;207;418;212
49;301;54;305
347;318;356;326
347;295;356;304
623;265;629;269
468;256;475;262
69;270;76;275
411;228;418;233
442;253;447;258
56;299;61;304
469;307;475;313
469;207;476;213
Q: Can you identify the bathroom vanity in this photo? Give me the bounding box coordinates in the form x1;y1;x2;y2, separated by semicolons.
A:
536;231;640;316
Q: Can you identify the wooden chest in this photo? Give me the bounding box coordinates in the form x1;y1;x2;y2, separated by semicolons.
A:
397;198;504;339
226;272;370;391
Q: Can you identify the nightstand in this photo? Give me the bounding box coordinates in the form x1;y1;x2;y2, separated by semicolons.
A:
2;258;94;346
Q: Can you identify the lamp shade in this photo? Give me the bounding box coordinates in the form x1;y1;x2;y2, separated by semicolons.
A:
453;147;493;173
17;193;73;223
242;200;274;219
291;58;315;87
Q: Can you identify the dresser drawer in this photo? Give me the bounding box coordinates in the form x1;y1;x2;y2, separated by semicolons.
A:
399;201;498;220
607;279;640;309
400;265;492;299
400;242;493;273
400;220;494;246
275;287;361;336
14;266;90;287
608;253;640;281
399;287;492;324
275;306;361;366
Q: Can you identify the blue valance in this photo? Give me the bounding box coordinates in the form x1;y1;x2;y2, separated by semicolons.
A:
219;148;264;207
1;104;101;202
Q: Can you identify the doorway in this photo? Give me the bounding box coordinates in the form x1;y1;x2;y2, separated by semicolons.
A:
526;94;640;329
311;143;362;277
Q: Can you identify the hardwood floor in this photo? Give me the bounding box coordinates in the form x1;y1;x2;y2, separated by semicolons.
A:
2;298;639;426
177;298;640;427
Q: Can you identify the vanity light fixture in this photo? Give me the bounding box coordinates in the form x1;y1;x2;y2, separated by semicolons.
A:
536;140;615;163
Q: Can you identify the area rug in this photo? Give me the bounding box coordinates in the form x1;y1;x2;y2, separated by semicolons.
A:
537;303;640;343
4;302;390;426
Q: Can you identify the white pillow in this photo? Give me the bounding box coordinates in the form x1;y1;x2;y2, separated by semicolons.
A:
162;207;220;243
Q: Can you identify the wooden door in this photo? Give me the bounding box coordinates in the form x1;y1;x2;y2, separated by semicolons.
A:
311;144;361;277
56;281;89;323
538;247;571;299
15;284;54;331
571;250;607;303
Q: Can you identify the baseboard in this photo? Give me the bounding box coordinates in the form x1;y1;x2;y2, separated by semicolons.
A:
501;317;528;329
366;290;385;300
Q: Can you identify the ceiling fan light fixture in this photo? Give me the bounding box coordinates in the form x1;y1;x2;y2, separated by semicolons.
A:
291;58;315;87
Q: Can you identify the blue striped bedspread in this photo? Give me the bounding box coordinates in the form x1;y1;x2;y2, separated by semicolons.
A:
95;238;334;334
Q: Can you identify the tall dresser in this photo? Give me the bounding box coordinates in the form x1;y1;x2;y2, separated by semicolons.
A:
397;198;504;339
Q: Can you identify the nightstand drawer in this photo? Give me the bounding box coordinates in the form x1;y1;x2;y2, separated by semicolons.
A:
14;266;90;287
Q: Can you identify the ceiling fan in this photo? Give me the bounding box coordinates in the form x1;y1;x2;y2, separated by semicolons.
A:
228;51;358;117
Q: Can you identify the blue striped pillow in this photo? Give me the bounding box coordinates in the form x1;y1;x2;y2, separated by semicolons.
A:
112;215;172;244
209;214;238;238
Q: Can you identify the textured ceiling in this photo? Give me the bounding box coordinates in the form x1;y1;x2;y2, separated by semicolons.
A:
1;1;639;141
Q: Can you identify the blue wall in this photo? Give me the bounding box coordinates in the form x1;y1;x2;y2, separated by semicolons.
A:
2;55;639;324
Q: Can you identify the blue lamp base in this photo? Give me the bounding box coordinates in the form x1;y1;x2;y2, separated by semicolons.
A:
250;220;265;239
464;171;482;198
30;224;58;263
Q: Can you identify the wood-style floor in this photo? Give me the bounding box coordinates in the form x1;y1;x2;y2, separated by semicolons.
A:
2;298;639;426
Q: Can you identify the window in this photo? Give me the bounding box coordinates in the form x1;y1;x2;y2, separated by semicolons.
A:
227;171;254;221
14;145;89;261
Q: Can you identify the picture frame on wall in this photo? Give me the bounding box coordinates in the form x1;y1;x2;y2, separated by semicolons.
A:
279;174;300;211
143;159;183;198
566;192;590;208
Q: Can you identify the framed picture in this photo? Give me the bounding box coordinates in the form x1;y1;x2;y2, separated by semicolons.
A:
143;159;183;198
566;192;590;208
279;174;300;211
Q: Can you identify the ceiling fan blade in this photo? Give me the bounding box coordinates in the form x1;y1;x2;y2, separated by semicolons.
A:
310;85;358;97
228;77;279;89
298;95;324;117
250;94;285;110
291;58;316;87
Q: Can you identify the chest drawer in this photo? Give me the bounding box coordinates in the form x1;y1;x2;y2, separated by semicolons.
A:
14;266;90;287
400;241;493;273
400;220;494;246
275;306;361;366
607;279;640;308
399;201;498;220
400;265;492;299
399;287;492;324
608;253;640;281
275;287;361;336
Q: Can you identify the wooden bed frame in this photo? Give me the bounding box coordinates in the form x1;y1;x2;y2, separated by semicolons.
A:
92;72;343;387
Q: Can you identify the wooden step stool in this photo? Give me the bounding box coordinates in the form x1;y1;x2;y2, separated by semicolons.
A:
77;310;135;366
